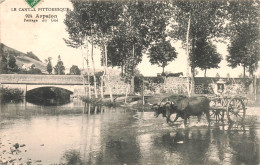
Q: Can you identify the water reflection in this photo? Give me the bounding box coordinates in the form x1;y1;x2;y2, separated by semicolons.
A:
61;149;83;165
154;124;259;165
0;102;259;165
26;87;72;106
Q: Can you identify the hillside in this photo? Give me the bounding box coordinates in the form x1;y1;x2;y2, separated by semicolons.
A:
0;43;46;72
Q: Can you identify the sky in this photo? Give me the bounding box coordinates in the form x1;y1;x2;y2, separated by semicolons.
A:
1;0;259;77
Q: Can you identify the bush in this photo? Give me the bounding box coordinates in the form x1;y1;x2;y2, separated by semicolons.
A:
0;88;24;103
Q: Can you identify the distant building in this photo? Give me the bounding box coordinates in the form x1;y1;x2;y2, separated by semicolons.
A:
22;63;35;71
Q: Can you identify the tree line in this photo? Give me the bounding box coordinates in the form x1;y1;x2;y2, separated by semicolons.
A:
64;0;259;98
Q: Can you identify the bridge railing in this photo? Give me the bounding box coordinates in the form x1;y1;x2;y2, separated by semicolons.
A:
0;74;86;85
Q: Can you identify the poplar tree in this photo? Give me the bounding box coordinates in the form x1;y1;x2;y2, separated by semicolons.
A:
226;0;260;78
54;55;65;75
169;1;226;94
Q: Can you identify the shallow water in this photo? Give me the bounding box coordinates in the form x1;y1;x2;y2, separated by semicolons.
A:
0;101;259;164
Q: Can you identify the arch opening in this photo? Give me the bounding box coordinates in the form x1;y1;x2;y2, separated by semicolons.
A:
26;87;73;106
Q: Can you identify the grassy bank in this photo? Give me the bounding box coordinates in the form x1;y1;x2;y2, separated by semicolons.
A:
80;96;119;107
80;94;162;111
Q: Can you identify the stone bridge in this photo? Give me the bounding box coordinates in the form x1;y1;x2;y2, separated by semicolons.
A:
0;74;88;96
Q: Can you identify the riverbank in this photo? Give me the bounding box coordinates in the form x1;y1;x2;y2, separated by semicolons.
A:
80;94;166;110
81;93;260;112
0;88;24;103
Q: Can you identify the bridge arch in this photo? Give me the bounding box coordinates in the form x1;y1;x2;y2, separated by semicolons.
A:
26;85;74;93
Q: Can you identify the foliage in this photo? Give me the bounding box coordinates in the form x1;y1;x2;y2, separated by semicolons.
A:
64;2;124;98
0;44;19;73
0;88;24;103
170;1;226;76
148;39;177;73
0;53;8;74
54;55;65;75
64;1;123;48
84;73;102;86
8;55;19;71
45;57;53;74
107;1;171;82
226;1;260;77
18;68;42;74
69;65;81;75
192;37;222;76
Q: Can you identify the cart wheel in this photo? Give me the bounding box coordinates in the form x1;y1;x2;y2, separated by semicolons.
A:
227;97;246;123
209;99;224;122
210;109;224;122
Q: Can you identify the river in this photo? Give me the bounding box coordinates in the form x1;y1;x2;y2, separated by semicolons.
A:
0;100;259;165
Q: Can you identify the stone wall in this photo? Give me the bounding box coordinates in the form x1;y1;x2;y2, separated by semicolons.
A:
137;76;189;95
134;76;257;96
194;77;252;95
103;75;128;95
164;77;189;95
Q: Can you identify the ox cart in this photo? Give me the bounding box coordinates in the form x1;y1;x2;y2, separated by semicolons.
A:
207;79;248;123
153;79;248;124
208;95;247;123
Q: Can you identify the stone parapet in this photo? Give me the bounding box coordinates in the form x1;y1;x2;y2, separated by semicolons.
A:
0;74;85;85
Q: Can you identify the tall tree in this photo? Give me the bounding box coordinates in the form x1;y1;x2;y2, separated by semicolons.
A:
170;1;226;94
148;39;177;74
64;8;91;98
64;1;123;100
107;1;172;94
193;37;222;77
45;57;53;74
8;55;19;72
226;0;260;78
54;55;65;75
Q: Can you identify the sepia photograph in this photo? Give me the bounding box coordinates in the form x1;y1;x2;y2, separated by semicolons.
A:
0;0;259;164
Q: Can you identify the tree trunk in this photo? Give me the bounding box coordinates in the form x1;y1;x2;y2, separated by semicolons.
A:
86;40;91;99
142;78;144;105
190;37;195;96
186;14;191;97
125;84;129;104
190;66;195;96
243;65;246;78
254;75;257;101
91;37;98;99
131;45;135;94
100;75;104;99
204;69;207;77
80;46;86;97
105;44;113;102
100;44;105;99
121;66;124;76
162;67;165;74
83;36;91;99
